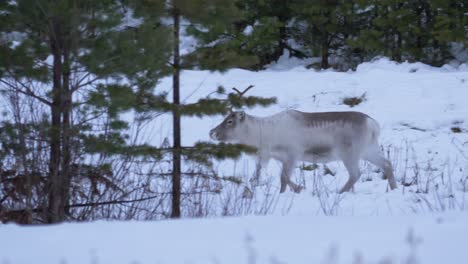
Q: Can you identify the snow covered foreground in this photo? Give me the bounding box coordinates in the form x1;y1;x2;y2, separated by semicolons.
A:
2;58;468;263
2;212;468;264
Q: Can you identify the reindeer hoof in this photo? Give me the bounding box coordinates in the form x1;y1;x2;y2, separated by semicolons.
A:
291;185;303;193
338;187;353;194
280;184;287;193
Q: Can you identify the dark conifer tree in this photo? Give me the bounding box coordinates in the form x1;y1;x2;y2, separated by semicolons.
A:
290;0;356;69
0;0;172;223
136;0;276;218
234;0;307;67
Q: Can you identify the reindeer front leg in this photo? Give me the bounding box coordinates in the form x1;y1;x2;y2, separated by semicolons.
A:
279;155;302;193
251;151;270;187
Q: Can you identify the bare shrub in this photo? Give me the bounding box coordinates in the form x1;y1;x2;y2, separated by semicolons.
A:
342;93;367;107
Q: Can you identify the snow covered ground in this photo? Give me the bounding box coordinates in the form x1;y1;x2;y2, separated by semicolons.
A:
138;57;468;216
2;212;468;264
1;58;468;263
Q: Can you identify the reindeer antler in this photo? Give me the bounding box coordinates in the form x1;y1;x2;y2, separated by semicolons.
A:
232;85;254;98
227;85;255;113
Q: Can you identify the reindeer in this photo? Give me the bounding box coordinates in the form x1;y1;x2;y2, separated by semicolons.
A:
209;87;398;193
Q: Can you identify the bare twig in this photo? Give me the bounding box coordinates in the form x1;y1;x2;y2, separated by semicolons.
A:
0;79;52;106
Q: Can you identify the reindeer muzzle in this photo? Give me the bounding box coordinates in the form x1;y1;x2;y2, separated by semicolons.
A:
209;129;219;140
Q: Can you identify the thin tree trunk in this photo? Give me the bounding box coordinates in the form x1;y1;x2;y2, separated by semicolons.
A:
393;3;403;62
275;25;287;60
61;42;72;217
321;33;330;69
394;31;402;62
47;20;64;223
415;4;423;61
171;6;181;218
11;92;33;224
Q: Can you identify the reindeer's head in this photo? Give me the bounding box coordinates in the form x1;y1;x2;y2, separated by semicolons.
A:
209;111;246;142
210;85;255;142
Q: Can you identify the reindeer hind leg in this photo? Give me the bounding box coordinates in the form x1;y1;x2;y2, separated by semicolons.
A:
339;157;361;193
279;158;302;193
364;148;397;190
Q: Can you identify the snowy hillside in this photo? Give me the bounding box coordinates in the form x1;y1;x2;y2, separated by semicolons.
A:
139;57;468;216
1;58;468;263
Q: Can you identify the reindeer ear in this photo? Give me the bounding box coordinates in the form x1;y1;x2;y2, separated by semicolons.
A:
238;111;246;121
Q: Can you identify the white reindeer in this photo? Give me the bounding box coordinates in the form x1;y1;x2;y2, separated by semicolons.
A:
209;110;398;193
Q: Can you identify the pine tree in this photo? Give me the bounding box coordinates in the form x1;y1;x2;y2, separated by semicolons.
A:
348;0;465;65
234;0;306;67
0;0;172;223
291;0;356;69
175;0;259;70
430;0;467;64
137;0;276;218
347;0;414;62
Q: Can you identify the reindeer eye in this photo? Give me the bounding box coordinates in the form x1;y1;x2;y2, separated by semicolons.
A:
227;119;233;125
